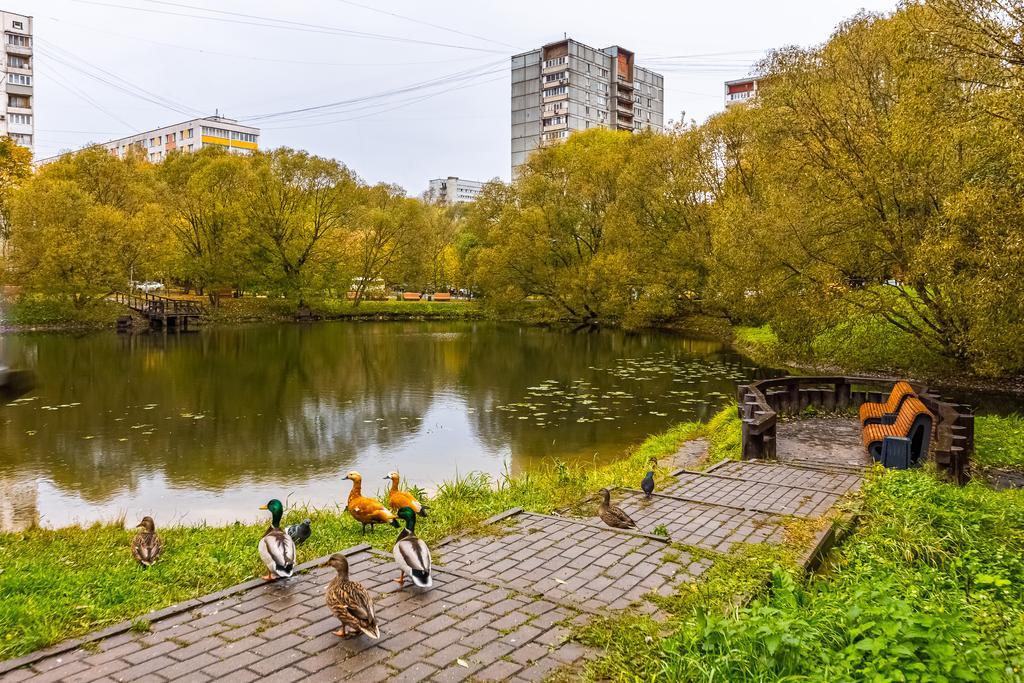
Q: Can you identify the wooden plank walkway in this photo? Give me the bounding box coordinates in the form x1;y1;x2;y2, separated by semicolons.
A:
0;419;865;683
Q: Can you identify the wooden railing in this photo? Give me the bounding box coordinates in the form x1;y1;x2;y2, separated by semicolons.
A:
736;376;974;482
111;291;205;318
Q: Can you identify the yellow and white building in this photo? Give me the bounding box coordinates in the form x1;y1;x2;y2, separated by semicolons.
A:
103;115;259;162
37;115;259;165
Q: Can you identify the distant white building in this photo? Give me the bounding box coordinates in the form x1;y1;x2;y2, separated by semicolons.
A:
36;115;259;165
725;77;758;107
1;10;34;152
427;176;485;205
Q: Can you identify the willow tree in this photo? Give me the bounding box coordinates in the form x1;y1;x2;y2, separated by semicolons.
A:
159;147;253;305
709;5;1024;371
246;148;361;306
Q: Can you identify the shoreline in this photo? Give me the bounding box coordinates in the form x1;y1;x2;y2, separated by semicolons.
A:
4;297;1023;399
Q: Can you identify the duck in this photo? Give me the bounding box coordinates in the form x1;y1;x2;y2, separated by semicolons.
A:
323;553;380;639
258;499;297;581
384;471;429;517
344;471;399;533
131;516;163;568
393;506;432;589
286;518;312;546
641;457;658;498
598;488;637;530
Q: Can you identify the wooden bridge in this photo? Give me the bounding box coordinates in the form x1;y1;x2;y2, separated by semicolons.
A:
110;291;205;331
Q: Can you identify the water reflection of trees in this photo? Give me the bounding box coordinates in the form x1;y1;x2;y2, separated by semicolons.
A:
0;323;776;505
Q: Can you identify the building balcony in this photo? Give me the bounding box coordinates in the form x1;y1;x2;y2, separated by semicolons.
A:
616;77;634;90
542;106;567;117
542;61;569;75
542;120;568;132
616;100;634;115
542;92;569;103
5;44;31;57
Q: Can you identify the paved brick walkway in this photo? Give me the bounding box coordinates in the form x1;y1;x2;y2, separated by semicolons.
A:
1;419;865;683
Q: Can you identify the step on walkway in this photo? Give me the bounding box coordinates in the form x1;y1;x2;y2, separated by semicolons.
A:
1;419;866;683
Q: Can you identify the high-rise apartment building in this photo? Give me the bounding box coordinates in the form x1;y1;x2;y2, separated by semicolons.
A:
1;11;33;152
36;115;259;165
426;176;485;205
511;38;664;173
724;77;758;107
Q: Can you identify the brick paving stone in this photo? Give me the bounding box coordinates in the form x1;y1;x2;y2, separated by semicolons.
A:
8;418;864;683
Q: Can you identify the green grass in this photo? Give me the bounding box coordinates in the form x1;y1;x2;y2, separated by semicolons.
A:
733;317;953;377
702;404;742;467
975;415;1024;471
0;417;706;661
204;297;483;324
578;467;1024;682
1;295;124;329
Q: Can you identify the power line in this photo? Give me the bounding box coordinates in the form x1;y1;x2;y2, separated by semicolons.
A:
48;17;481;67
40;66;137;130
70;0;511;54
261;73;507;130
329;0;522;50
240;59;507;123
35;39;203;116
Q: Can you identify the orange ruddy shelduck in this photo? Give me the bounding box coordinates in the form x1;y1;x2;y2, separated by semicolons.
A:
384;471;429;517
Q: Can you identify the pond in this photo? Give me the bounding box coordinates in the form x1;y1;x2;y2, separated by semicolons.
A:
0;321;791;531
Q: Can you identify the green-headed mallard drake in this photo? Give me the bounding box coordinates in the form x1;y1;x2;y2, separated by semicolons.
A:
344;471;398;533
323;553;380;639
258;499;296;581
598;488;637;529
131;516;163;568
393;506;432;589
641;457;658;498
385;471;429;517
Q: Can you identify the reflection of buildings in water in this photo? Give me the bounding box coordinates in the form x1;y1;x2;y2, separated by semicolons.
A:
0;477;39;532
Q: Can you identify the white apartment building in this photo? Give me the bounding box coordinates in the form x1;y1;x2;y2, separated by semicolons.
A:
725;77;758;107
36;115;260;165
102;115;259;163
1;10;33;152
511;38;664;174
427;176;485;205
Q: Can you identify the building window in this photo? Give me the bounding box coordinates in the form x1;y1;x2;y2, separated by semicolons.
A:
542;73;564;84
542;130;568;142
10;132;31;145
542;56;566;69
7;94;29;108
7;73;31;86
542;116;566;126
12;21;23;29
8;113;31;125
542;85;567;98
7;55;28;68
7;34;30;47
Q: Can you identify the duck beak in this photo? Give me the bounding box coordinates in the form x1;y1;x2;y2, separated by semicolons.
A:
258;504;268;510
382;475;390;480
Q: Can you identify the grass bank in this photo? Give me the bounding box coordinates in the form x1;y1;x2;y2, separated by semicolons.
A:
0;296;125;331
0;420;706;661
580;427;1024;681
203;297;484;325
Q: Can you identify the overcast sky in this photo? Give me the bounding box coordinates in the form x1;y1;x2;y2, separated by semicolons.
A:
20;0;898;193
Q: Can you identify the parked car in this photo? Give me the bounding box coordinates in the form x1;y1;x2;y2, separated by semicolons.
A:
133;281;164;293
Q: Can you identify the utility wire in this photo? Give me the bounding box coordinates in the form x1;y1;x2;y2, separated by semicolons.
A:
70;0;511;54
38;66;137;130
48;17;480;67
36;38;203;116
240;59;507;123
329;0;522;50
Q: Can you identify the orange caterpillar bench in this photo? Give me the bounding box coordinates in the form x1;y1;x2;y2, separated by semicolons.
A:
862;396;933;466
859;381;916;425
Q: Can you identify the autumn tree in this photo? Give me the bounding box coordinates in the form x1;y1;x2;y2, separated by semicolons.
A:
159;148;254;305
246;148;360;306
0;136;31;258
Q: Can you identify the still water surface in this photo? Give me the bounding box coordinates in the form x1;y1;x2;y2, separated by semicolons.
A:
0;322;784;530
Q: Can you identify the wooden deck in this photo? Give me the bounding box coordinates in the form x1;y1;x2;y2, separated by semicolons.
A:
110;292;204;331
